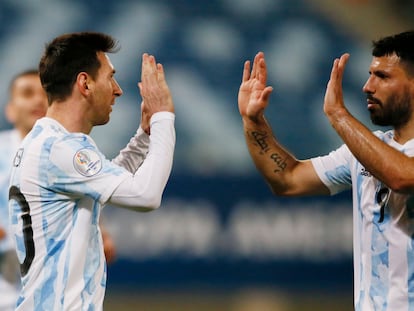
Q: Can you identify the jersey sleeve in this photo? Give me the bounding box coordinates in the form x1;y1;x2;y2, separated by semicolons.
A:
48;134;130;205
109;112;175;210
111;126;150;173
311;144;353;195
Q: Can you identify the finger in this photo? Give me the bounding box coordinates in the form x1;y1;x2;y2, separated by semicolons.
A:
339;53;350;68
251;51;264;79
141;53;148;82
329;58;340;82
257;57;267;85
156;63;166;84
329;54;349;88
242;60;251;82
141;53;157;84
251;52;261;79
156;63;172;93
337;53;350;83
141;53;149;80
260;86;273;103
150;55;158;71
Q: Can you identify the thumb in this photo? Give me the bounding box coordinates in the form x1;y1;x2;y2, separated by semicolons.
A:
260;86;273;103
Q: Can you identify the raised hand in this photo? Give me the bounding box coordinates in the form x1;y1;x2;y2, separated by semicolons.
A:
138;53;174;133
238;52;273;123
324;53;350;121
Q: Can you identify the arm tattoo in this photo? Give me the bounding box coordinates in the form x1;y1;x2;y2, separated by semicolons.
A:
250;130;270;154
270;153;287;172
249;130;287;173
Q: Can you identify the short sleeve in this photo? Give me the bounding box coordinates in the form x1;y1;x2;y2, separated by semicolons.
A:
311;144;353;195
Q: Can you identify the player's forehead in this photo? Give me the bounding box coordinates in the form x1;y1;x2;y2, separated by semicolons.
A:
14;74;40;86
12;74;42;93
369;54;404;74
97;52;115;75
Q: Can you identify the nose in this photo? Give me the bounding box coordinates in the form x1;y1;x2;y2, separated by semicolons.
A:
362;76;374;94
113;79;123;97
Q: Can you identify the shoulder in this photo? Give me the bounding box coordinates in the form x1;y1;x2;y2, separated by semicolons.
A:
50;133;104;166
32;118;98;151
56;133;99;154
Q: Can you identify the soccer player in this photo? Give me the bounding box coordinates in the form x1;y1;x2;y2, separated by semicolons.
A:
238;31;414;310
8;32;175;310
0;69;48;311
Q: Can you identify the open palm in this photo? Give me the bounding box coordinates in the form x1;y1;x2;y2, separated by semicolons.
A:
238;52;273;122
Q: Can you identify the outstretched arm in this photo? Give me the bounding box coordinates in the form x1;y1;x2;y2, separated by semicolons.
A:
109;53;175;211
239;52;329;196
324;54;414;193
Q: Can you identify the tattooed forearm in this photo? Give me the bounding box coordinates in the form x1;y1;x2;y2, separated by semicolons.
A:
250;130;270;153
270;153;287;172
248;130;288;173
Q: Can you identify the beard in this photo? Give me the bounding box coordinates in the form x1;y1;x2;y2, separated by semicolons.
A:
368;91;412;128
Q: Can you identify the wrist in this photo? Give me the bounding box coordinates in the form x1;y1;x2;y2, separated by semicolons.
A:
242;115;269;132
326;107;350;125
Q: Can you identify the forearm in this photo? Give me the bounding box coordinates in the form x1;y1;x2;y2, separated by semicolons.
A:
243;116;301;195
112;126;150;173
328;108;414;192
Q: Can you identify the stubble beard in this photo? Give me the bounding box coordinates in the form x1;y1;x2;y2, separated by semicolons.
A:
369;92;412;129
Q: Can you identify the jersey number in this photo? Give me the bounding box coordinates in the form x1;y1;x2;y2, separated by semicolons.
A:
9;186;35;276
376;186;390;223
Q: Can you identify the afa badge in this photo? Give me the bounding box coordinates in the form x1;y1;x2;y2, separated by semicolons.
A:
73;148;102;177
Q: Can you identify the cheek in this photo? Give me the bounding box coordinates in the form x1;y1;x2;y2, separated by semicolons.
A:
15;106;31;118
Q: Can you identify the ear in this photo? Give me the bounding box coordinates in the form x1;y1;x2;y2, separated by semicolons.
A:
5;101;16;123
77;72;91;96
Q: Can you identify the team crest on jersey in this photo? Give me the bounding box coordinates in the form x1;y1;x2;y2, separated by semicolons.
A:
73;148;102;177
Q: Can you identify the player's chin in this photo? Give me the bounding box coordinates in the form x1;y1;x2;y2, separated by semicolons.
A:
95;115;111;126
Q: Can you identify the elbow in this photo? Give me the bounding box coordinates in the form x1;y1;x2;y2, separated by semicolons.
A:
387;178;414;194
382;168;414;193
268;183;294;197
133;194;162;212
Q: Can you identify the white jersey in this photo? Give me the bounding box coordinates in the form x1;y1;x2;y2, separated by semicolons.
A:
0;129;20;254
312;130;414;311
9;114;175;311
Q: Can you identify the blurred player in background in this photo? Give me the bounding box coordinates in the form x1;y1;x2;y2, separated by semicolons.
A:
239;31;414;310
8;32;175;311
0;69;48;311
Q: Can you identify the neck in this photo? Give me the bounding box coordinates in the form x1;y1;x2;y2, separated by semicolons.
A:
46;99;92;134
393;121;414;144
16;128;29;140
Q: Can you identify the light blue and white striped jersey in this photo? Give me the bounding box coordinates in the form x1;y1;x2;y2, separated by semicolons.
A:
9;117;130;311
0;129;20;254
312;130;414;311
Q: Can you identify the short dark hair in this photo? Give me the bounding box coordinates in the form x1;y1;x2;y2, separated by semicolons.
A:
39;32;119;103
8;69;39;96
372;31;414;75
